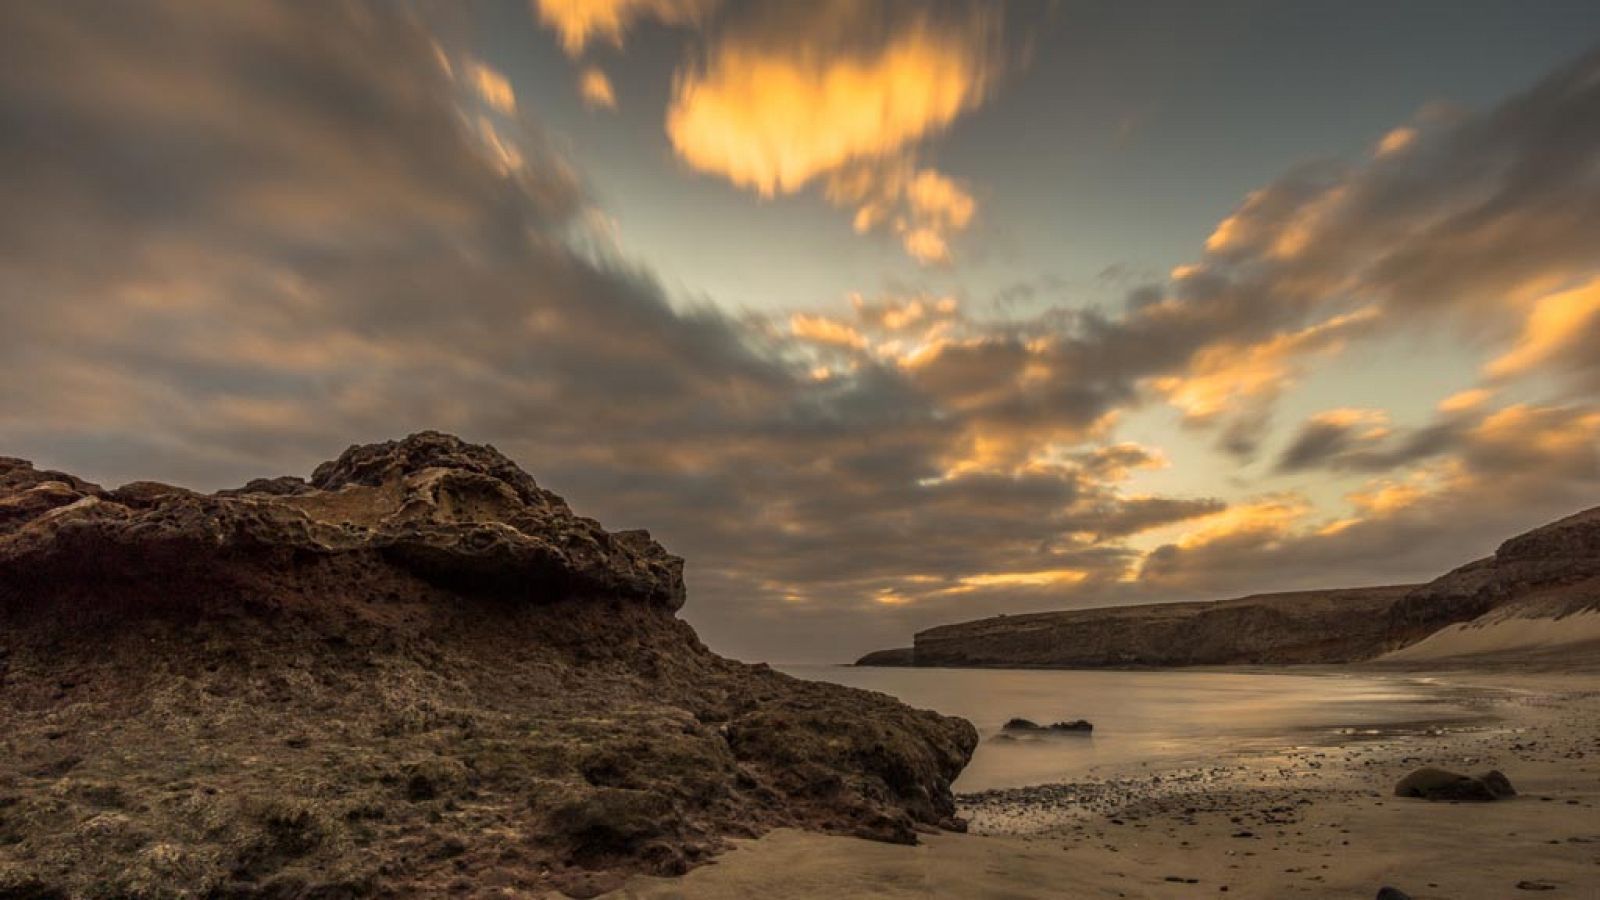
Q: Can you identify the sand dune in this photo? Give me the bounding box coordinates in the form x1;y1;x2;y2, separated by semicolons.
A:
1380;610;1600;662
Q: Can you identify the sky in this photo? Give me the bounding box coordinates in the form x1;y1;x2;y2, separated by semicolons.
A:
2;1;1599;663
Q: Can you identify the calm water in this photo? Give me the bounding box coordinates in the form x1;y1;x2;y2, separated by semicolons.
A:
779;665;1495;792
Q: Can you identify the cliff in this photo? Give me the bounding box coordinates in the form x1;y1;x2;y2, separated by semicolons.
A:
853;647;916;667
1378;506;1600;663
0;433;976;898
899;586;1421;669
860;504;1600;670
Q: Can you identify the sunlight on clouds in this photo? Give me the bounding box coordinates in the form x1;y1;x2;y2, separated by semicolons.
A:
1486;277;1600;379
1150;309;1381;422
665;7;994;262
474;116;523;175
1310;407;1391;440
953;569;1088;590
789;312;867;349
667;17;991;194
534;0;718;56
580;66;617;109
1438;388;1495;413
1171;495;1311;550
466;60;516;114
1374;126;1418;157
829;163;978;264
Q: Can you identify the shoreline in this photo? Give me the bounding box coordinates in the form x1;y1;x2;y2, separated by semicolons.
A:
605;668;1600;898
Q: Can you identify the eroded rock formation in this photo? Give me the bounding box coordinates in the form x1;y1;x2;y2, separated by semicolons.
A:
0;433;976;898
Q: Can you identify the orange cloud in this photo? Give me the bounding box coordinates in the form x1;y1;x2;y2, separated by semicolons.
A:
1173;495;1311;550
789;312;867;350
534;0;718;56
465;60;516;114
665;7;994;262
1374;126;1418;158
1150;308;1381;422
579;66;616;109
1486;276;1600;380
1438;387;1495;413
829;163;977;263
667;16;992;194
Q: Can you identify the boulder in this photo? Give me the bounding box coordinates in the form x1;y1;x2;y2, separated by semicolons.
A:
1394;767;1517;802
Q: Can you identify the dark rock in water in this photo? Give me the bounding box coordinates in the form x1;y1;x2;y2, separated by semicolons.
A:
1515;880;1557;891
0;433;978;898
1003;718;1043;731
1049;719;1093;733
1376;888;1414;900
854;647;916;666
1394;767;1516;802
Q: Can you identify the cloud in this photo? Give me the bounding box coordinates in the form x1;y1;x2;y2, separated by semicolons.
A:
579;66;617;109
3;5;1599;663
1486;275;1600;383
828;162;978;264
465;59;516;113
664;1;997;262
1276;408;1392;472
534;0;720;56
666;5;994;194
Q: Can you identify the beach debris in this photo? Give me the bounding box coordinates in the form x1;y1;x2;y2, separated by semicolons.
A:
1394;767;1517;802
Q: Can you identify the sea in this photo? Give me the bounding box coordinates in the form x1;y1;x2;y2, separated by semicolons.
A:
778;665;1499;792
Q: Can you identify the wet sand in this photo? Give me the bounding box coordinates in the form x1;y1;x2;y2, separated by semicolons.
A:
603;671;1600;898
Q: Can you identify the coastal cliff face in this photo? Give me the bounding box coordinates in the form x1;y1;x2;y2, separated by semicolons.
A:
0;433;976;898
1379;506;1600;663
895;586;1421;669
859;504;1600;670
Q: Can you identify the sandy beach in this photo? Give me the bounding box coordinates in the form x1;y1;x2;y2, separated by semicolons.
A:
606;670;1600;898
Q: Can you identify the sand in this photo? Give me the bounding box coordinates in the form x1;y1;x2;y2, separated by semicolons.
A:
1381;611;1600;662
600;670;1600;899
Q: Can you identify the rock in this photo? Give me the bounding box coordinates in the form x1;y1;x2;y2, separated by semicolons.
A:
1376;889;1413;900
1003;718;1043;731
1481;769;1518;798
1049;719;1093;733
0;433;978;897
854;647;916;666
1394;767;1516;802
908;585;1424;668
1515;880;1556;891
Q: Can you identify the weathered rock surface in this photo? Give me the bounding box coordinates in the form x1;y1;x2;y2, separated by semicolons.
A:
1394;767;1517;802
0;433;977;898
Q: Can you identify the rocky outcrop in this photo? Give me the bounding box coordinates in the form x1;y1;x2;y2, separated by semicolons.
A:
898;586;1422;669
853;647;916;666
1387;506;1600;632
0;433;976;898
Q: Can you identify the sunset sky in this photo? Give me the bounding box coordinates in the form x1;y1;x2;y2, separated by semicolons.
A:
3;1;1598;661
